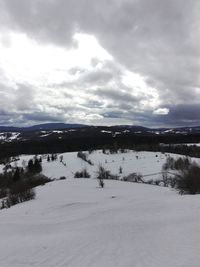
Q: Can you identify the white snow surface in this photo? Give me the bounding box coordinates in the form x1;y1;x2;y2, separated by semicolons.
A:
0;150;200;266
0;179;200;267
2;150;200;181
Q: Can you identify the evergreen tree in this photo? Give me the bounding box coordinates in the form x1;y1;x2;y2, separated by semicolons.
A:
28;159;34;173
34;158;42;173
13;167;20;182
27;158;42;173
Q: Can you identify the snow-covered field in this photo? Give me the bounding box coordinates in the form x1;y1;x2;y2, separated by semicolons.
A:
0;178;199;267
0;150;200;267
2;150;200;181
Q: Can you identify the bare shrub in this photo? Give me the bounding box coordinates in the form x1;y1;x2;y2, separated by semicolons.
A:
74;168;90;178
161;156;200;193
174;157;190;170
59;176;66;180
119;166;123;174
123;173;143;183
6;181;36;207
25;174;51;187
162;171;169;187
162;156;175;170
99;178;104;188
0;171;50;209
176;164;200;194
162;156;190;171
96;165;111;180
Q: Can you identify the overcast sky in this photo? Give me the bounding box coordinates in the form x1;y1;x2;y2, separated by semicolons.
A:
0;0;199;127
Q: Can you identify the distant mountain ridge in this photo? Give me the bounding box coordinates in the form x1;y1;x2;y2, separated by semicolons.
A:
0;123;88;132
0;123;200;145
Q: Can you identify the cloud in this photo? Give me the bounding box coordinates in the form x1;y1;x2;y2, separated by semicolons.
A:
95;87;139;105
80;69;114;86
153;108;169;115
0;0;199;127
166;104;200;125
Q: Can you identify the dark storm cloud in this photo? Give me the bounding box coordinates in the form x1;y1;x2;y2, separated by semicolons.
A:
165;104;200;126
0;0;199;126
146;104;200;127
169;104;200;121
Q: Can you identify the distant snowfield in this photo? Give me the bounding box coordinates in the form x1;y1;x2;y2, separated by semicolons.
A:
0;132;20;142
0;179;199;267
175;143;200;147
160;143;200;147
0;150;200;267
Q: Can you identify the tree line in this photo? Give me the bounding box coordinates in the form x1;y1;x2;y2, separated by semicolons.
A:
0;133;200;162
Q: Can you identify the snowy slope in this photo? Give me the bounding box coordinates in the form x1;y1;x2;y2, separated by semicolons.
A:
2;150;200;182
0;179;199;267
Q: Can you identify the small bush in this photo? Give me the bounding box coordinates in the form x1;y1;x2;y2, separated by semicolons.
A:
162;156;175;170
123;173;143;183
162;156;190;171
74;169;90;178
119;166;123;174
96;165;111;180
99;178;104;188
4;181;36;208
7;189;35;207
59;176;66;180
25;174;51;187
174;157;190;170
